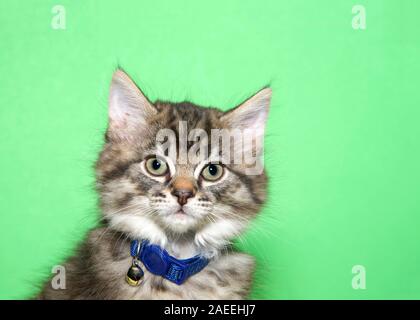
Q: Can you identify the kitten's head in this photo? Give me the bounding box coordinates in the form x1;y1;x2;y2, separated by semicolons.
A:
96;70;271;252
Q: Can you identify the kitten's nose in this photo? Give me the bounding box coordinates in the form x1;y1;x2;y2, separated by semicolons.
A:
172;189;194;206
171;177;195;206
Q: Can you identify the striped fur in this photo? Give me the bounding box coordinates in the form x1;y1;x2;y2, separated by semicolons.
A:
38;70;271;299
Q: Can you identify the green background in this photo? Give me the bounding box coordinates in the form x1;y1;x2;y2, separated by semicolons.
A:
1;0;419;299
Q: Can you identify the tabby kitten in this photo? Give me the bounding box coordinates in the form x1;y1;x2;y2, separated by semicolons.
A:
38;70;271;299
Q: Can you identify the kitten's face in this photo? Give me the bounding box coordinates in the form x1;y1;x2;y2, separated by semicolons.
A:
96;70;270;248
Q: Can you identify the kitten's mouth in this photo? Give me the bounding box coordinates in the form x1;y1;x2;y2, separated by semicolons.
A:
173;208;190;220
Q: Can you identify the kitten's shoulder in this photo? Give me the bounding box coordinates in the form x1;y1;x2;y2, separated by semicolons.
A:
37;227;129;299
195;251;255;299
213;251;255;272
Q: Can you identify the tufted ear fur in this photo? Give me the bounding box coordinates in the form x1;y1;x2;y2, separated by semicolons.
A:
220;88;271;164
107;69;157;142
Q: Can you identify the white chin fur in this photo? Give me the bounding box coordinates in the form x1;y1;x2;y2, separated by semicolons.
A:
161;213;200;233
108;213;167;247
108;212;247;259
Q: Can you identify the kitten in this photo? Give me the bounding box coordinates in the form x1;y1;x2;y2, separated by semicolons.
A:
38;70;271;299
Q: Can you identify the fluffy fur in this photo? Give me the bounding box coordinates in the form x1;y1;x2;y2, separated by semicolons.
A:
38;70;271;299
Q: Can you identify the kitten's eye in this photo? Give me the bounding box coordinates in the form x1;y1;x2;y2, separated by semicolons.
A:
201;164;224;181
145;157;168;176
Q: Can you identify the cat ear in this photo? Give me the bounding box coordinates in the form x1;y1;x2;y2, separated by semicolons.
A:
108;69;157;141
221;87;271;154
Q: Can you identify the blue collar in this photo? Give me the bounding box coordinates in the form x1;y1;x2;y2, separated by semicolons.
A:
130;240;209;285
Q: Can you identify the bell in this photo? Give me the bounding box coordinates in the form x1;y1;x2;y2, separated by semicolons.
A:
126;259;144;286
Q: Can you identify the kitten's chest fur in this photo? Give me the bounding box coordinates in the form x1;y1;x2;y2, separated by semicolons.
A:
39;228;255;299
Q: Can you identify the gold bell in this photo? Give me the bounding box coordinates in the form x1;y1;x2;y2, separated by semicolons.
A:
126;259;144;286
